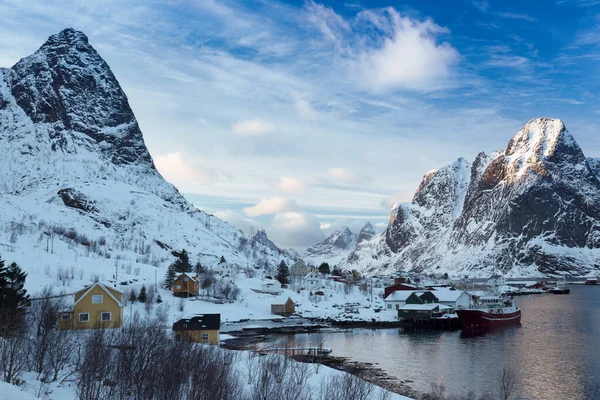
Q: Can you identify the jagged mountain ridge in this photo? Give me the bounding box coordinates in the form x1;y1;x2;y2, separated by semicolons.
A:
303;225;363;267
340;118;600;277
0;29;291;285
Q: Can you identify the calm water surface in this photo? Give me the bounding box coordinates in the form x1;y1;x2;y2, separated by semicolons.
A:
266;285;600;399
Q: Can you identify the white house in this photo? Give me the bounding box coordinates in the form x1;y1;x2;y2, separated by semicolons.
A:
487;274;506;287
304;271;321;290
384;290;423;311
260;280;282;294
429;287;470;309
211;261;237;277
290;260;308;277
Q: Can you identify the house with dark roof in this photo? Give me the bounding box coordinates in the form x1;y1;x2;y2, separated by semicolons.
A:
173;314;221;345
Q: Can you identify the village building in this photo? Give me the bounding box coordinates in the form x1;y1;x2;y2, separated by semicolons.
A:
173;272;199;297
290;260;309;277
487;274;506;287
429;287;470;309
211;261;237;277
173;314;221;345
305;271;321;290
260;279;282;294
383;281;418;299
58;282;124;330
397;291;453;321
384;290;424;311
271;297;296;316
397;303;452;321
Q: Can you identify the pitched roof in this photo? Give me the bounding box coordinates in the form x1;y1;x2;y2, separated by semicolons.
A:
74;282;123;307
173;314;221;331
385;290;424;301
429;287;465;302
175;272;198;282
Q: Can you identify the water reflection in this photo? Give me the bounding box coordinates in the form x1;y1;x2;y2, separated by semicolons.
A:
264;286;600;399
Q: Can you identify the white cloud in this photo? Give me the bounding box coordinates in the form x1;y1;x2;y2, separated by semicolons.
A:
243;196;298;217
328;167;359;182
304;0;350;42
278;176;306;193
154;152;214;188
357;8;459;91
293;95;320;120
268;211;324;248
320;222;332;230
214;210;260;235
232;118;276;136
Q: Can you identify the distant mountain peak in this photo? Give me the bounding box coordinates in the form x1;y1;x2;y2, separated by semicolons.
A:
42;28;91;49
9;27;151;167
341;118;600;277
0;29;292;283
303;226;357;266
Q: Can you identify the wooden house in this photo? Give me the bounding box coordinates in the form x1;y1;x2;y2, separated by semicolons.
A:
271;297;295;316
173;273;199;297
290;260;309;277
58;282;124;330
173;314;221;345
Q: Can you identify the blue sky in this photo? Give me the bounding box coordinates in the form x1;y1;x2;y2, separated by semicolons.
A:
2;0;600;250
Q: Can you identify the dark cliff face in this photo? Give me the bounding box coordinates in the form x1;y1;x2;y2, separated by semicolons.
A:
9;28;153;166
347;118;600;276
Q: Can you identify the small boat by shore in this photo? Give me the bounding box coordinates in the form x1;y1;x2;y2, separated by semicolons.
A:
456;295;521;329
548;277;571;294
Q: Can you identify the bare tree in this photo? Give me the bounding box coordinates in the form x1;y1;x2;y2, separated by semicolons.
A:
497;367;520;400
0;326;29;383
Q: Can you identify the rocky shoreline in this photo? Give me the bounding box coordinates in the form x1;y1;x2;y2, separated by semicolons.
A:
221;319;423;399
293;354;421;399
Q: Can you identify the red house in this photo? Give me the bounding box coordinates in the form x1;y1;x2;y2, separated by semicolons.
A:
384;283;417;299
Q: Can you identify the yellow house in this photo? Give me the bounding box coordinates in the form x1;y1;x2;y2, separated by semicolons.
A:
173;314;220;345
58;282;124;330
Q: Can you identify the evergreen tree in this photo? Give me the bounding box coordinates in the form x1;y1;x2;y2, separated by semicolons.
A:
138;285;147;303
128;289;137;304
0;259;30;335
332;267;343;277
194;262;203;274
219;255;226;264
156;294;163;304
318;262;331;275
172;249;192;273
275;261;290;286
164;264;177;290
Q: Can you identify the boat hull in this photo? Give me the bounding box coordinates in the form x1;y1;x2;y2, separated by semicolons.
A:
549;289;570;294
456;309;521;329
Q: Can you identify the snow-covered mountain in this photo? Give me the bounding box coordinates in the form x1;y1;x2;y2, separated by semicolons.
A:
0;28;291;291
340;118;600;277
303;226;358;267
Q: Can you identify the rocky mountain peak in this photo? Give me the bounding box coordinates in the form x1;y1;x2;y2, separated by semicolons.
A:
9;28;152;166
342;118;600;277
42;28;91;51
357;222;376;244
252;229;281;253
303;226;358;266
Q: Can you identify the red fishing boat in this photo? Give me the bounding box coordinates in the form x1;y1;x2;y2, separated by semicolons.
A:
456;295;521;329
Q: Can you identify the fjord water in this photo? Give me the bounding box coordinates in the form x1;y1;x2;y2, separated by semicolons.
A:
279;285;600;399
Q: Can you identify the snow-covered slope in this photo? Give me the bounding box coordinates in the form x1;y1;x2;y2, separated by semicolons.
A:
303;226;358;267
0;28;291;293
341;118;600;277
